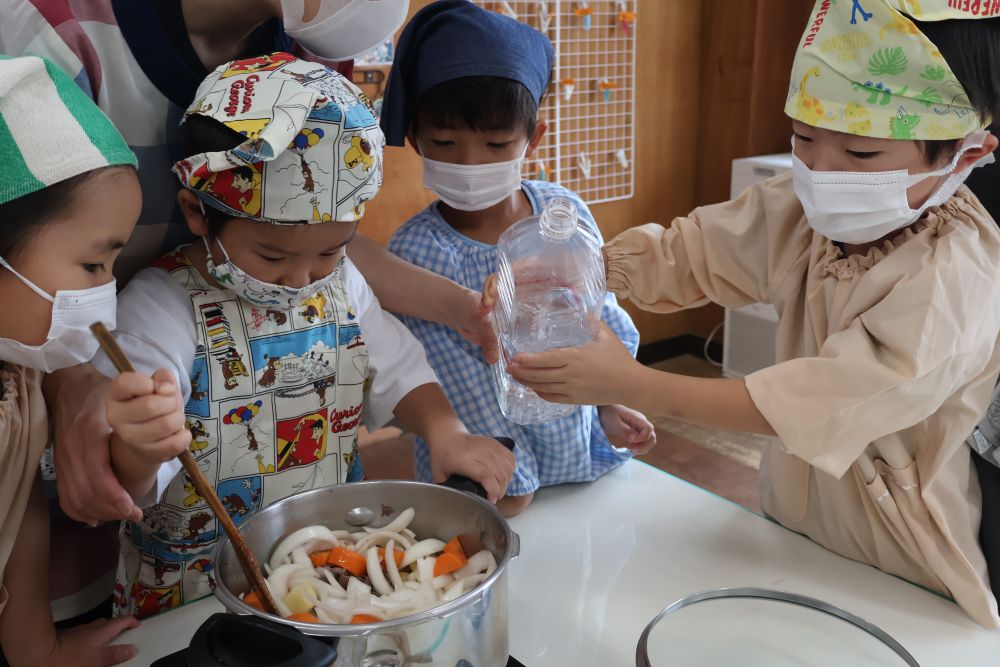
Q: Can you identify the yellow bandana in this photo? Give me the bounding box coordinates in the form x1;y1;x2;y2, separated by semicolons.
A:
785;0;995;140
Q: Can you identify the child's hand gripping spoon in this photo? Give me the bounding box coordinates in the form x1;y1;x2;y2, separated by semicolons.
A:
90;322;280;616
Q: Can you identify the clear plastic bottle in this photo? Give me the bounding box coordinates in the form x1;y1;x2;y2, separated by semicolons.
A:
492;197;606;425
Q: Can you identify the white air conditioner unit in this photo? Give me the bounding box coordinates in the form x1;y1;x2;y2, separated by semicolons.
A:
722;153;792;378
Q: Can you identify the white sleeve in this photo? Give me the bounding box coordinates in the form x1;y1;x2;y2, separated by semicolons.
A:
89;268;196;506
344;258;439;430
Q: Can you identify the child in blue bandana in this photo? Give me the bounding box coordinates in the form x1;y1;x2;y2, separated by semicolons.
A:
382;0;655;517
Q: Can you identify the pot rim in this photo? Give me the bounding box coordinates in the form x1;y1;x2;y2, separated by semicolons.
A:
210;480;518;637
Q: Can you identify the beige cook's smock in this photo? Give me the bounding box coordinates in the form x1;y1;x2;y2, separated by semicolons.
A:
0;363;47;617
606;173;1000;628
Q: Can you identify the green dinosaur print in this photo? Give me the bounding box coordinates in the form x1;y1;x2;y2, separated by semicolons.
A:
851;81;908;106
889;111;921;139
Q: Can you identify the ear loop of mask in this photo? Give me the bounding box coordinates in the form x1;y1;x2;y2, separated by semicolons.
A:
199;199;234;264
0;257;55;302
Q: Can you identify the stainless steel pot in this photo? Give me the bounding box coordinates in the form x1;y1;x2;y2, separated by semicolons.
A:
211;480;519;667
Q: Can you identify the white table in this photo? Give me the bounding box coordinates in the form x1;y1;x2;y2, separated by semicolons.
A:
118;461;1000;665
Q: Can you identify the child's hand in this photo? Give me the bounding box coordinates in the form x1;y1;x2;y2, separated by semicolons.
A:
427;433;516;503
450;284;499;364
510;322;643;406
106;369;190;463
599;405;657;455
15;616;139;667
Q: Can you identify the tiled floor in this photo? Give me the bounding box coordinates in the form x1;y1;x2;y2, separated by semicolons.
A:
359;354;763;513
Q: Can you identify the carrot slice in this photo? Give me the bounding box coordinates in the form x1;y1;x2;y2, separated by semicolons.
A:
351;613;381;624
377;547;404;568
287;612;320;623
309;550;329;567
442;537;466;558
327;546;366;577
243;591;264;611
433;551;468;577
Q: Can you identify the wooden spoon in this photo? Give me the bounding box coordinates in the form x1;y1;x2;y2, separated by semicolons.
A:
90;322;280;615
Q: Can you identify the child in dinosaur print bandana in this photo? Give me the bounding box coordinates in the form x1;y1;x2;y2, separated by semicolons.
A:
507;1;1000;628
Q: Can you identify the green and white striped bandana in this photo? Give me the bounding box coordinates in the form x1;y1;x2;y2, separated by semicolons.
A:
0;55;136;206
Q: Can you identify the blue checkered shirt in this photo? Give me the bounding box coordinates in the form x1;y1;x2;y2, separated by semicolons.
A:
388;180;640;496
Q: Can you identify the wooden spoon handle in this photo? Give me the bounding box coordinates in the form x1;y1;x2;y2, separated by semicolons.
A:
90;323;280;615
177;450;280;614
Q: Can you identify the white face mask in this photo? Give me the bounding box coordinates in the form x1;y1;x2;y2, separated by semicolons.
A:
204;237;341;309
792;132;995;245
421;145;527;212
0;257;116;373
281;0;409;61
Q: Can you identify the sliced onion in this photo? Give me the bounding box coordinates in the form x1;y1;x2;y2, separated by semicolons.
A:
314;607;338;624
442;578;465;602
291;547;311;567
346;576;371;601
320;568;348;598
457;573;488;593
355;530;414;552
455;550;497;579
401;539;446;567
267;563;312;599
366;546;394;596
385;539;404;591
363;507;415;535
431;574;454;590
264;579;293;617
269;526;338;569
416;557;435;583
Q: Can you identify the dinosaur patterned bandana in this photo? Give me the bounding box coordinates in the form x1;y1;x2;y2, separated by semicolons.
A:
785;0;994;140
173;53;384;224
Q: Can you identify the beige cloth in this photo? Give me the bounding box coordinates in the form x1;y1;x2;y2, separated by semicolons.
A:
606;173;1000;628
0;364;47;617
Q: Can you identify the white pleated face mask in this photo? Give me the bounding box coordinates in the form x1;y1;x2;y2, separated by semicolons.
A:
281;0;409;61
421;144;528;211
0;257;116;372
792;132;995;245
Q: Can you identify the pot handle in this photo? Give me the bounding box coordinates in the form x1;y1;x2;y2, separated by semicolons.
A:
187;613;337;667
509;529;521;559
440;437;516;499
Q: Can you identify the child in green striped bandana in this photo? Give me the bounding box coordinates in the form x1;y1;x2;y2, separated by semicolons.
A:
0;56;141;666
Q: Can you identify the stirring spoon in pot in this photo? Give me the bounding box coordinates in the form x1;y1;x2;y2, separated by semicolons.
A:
90;322;280;616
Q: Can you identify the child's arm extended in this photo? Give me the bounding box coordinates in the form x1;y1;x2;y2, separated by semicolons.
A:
603;174;805;315
349;234;499;363
393;383;515;502
511;322;776;437
105;370;191;501
0;478;138;667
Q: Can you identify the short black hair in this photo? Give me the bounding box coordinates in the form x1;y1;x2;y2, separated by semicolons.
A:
181;114;252;236
0;166;135;261
412;76;541;138
912;17;1000;165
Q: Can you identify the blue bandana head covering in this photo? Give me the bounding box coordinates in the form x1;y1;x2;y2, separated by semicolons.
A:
380;0;554;146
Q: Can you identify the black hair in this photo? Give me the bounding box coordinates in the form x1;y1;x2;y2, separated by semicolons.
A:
912;17;1000;165
0;166;135;260
181;114;251;236
412;76;541;138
